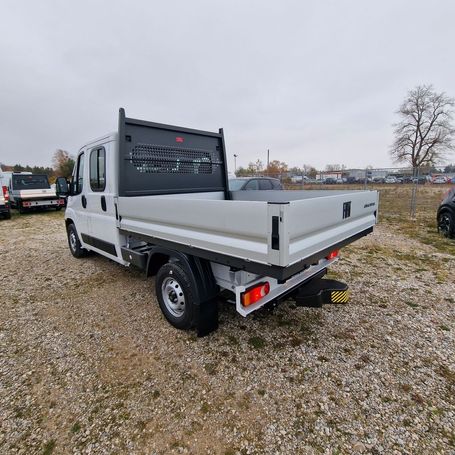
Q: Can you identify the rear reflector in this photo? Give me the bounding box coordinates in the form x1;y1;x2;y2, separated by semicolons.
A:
326;250;339;260
241;282;270;307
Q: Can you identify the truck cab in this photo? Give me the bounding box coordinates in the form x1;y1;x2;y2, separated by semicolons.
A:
64;133;121;258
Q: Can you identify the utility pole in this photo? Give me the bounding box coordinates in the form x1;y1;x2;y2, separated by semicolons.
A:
233;154;238;174
267;149;270;176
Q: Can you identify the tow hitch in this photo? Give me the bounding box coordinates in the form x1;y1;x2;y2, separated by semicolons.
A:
293;278;349;308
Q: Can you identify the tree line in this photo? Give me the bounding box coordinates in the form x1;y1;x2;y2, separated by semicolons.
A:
0;149;75;181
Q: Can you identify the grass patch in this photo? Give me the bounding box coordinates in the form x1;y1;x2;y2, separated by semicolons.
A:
248;336;266;350
42;440;56;455
70;422;81;434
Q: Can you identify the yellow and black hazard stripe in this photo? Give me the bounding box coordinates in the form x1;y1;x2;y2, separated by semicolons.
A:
330;290;349;303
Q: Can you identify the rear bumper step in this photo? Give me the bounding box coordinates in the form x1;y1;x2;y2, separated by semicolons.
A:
293;278;349;307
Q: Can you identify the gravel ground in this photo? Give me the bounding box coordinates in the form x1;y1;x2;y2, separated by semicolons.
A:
0;211;454;455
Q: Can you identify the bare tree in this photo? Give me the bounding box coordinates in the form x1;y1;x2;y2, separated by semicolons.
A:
302;164;317;178
391;85;455;167
325;164;346;172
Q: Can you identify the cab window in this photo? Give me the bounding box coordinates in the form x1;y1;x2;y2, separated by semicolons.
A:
244;179;259;190
90;147;106;191
73;153;84;195
259;179;273;190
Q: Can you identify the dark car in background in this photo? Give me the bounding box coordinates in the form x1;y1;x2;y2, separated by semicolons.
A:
229;177;283;191
437;187;455;238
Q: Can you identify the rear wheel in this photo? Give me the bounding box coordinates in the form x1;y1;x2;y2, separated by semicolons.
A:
4;210;11;220
67;223;87;258
438;211;454;238
155;263;196;330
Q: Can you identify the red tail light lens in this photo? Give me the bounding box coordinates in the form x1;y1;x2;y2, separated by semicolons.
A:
326;250;339;260
241;282;270;307
2;186;9;202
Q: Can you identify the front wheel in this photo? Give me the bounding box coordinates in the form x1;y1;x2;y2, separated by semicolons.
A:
155;263;196;330
438;211;454;238
67;223;87;258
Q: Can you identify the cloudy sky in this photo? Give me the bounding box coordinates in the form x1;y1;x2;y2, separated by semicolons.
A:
1;0;454;172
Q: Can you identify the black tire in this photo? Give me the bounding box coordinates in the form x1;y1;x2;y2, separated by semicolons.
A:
4;211;11;220
67;223;87;258
438;210;455;237
438;211;454;238
155;262;196;330
56;206;62;211
18;202;26;214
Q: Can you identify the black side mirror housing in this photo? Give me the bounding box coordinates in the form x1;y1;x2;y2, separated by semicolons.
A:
56;176;70;197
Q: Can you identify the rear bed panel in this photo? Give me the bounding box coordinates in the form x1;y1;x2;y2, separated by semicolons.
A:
286;191;378;265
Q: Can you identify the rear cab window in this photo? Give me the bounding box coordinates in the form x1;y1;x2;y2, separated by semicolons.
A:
12;174;50;190
90;147;106;191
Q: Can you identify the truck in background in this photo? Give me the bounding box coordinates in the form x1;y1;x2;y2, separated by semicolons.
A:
9;173;65;213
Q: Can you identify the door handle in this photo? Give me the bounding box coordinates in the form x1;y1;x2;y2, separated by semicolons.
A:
81;195;87;208
101;195;107;212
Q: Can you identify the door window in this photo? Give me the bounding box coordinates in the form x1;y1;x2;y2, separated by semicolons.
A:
73;153;85;195
259;179;273;190
244;179;259;190
90;147;106;191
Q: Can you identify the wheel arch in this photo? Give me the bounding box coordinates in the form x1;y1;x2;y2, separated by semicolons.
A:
437;205;455;220
146;246;218;303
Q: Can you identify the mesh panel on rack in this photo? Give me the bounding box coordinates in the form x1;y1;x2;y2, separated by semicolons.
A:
129;144;223;175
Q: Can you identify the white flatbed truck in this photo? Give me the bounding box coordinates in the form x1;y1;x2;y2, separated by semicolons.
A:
9;173;65;213
56;109;379;335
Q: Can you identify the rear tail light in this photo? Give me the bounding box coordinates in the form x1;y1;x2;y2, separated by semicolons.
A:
58;199;65;205
241;282;270;307
326;250;339;260
2;186;9;202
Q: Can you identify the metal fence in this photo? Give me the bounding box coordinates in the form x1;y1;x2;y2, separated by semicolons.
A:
237;167;455;221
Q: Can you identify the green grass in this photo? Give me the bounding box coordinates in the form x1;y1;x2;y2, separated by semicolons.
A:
70;422;81;433
42;439;56;455
248;336;266;349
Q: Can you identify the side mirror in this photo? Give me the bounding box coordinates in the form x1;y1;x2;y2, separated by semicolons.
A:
55;176;70;197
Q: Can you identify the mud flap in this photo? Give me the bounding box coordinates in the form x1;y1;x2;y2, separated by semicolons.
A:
294;278;349;307
196;298;219;337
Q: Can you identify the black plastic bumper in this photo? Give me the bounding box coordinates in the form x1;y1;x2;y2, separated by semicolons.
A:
293;278;349;307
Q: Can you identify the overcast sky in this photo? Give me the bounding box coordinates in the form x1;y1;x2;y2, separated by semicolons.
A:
1;0;454;172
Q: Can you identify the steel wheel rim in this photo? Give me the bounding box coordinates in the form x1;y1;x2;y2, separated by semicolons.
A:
161;277;185;317
69;230;77;252
439;214;451;236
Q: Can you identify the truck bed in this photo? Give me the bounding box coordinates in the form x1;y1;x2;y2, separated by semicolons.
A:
114;111;377;280
118;189;378;279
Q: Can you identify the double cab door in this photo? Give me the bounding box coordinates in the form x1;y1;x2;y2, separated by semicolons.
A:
70;141;119;258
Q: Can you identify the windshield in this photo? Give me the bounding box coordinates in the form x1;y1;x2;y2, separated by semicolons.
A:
12;174;50;190
228;179;245;191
